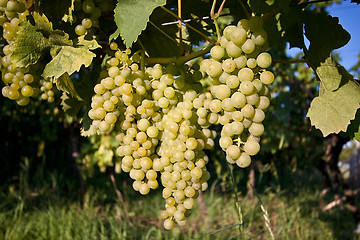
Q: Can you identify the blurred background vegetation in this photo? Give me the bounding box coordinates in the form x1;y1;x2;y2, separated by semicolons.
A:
1;1;360;240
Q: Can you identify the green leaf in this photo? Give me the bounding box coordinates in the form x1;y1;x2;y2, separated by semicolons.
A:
32;12;53;32
55;73;81;99
10;13;73;68
280;6;305;49
345;109;360;142
43;46;96;79
81;106;97;137
248;0;274;14
10;21;49;68
304;12;351;67
316;56;343;92
307;61;360;136
110;0;166;48
76;36;102;50
60;92;83;116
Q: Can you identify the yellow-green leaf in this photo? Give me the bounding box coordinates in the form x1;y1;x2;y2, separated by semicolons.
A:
43;46;96;79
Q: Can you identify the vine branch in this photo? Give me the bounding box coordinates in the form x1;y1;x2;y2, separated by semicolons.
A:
272;59;306;64
145;44;214;65
290;0;334;6
160;6;215;44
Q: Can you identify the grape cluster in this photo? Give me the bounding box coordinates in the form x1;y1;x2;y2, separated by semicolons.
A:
88;16;274;229
0;0;56;105
201;16;273;168
73;0;112;37
88;43;217;229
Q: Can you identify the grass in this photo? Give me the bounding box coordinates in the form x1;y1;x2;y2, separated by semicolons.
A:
0;168;359;240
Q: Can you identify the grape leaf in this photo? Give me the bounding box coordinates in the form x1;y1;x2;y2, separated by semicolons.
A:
280;6;304;49
10;13;73;68
32;12;53;32
345;109;360;141
81;106;97;137
316;56;343;92
304;12;351;67
76;36;101;50
55;73;80;99
60;92;83;116
43;46;97;79
10;21;50;68
307;60;360;136
248;0;275;14
110;0;166;48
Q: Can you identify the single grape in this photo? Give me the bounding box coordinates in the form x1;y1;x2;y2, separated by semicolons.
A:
210;45;225;60
260;71;274;84
243;140;260;156
75;24;86;35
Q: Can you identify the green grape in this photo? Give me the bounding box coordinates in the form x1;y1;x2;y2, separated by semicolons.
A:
238;67;254;82
247;58;257;69
164;218;175;230
20;85;34;97
82;0;95;13
226;75;240;89
226;145;241;160
252;30;267;46
243;140;260;156
240;104;255;118
234;55;247;69
257;52;272;69
226;41;242;58
230;27;247;45
223;25;237;41
212;84;231;100
209;99;222;113
75;24;86;35
256;96;270;110
230;92;246;109
252;109;265;122
82;18;93;28
246;93;260;105
239;81;255;95
210;45;225;60
237;19;249;31
222;59;236;73
241;39;256;54
236;152;251;168
249;122;264;136
260;70;274;84
206;61;222;77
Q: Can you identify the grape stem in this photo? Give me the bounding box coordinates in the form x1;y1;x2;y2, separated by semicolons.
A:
272;59;305;64
210;0;227;41
144;44;214;65
160;6;215;44
178;0;184;55
227;162;244;239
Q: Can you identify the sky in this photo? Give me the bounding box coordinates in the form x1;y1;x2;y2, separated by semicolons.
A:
287;1;360;71
328;1;360;70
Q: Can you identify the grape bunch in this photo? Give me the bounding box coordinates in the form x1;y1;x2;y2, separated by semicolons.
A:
200;16;273;168
73;0;112;37
87;43;217;229
0;0;56;105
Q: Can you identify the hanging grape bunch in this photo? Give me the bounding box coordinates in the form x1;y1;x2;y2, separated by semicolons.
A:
201;15;274;168
88;43;216;230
